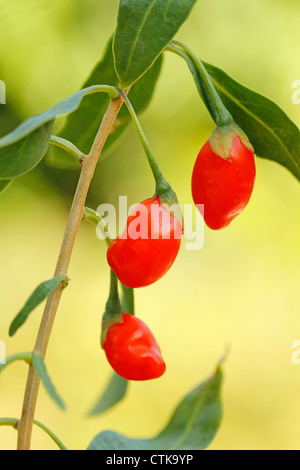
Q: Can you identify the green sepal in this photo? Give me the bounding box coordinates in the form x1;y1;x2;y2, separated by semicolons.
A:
101;311;124;347
100;270;123;347
9;276;69;337
155;179;184;231
209;122;254;161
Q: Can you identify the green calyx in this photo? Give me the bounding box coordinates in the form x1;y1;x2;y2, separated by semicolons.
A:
209;122;254;160
100;270;123;347
101;313;124;347
165;41;254;161
155;179;183;229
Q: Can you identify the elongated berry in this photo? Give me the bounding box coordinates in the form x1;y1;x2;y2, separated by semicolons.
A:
103;313;166;381
107;197;182;288
192;135;256;229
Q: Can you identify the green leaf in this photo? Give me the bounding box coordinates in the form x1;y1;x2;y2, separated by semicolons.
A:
0;85;117;179
32;419;68;450
202;61;300;181
0;352;34;374
32;352;66;410
0;121;54;179
9;276;68;337
0;417;68;450
0;179;12;194
114;53;163;151
52;37;163;166
113;0;197;87
0;418;19;430
89;374;128;415
87;364;223;450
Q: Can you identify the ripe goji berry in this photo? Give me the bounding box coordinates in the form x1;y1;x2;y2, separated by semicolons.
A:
192;135;256;229
103;313;166;381
107;197;182;288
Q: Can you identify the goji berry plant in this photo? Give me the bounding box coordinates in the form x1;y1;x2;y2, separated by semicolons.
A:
0;0;299;451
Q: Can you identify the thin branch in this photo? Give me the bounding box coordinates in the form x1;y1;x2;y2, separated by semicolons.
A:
17;89;129;450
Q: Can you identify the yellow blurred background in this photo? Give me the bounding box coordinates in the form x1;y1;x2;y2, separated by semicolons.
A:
0;0;300;450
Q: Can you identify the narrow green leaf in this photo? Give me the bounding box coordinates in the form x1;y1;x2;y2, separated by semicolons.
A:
202;61;300;181
33;419;68;450
0;85;117;179
0;179;12;194
87;364;223;450
0;352;33;375
9;276;68;337
89;374;128;415
0;417;68;450
0;418;19;430
32;352;66;410
46;134;84;170
113;0;197;87
49;135;83;166
52;37;163;167
0;121;54;180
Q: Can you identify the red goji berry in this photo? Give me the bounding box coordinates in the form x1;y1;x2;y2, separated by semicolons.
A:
192;135;256;229
103;313;166;381
107;197;182;288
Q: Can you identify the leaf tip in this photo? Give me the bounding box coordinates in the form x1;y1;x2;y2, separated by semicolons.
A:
8;327;15;337
8;319;18;337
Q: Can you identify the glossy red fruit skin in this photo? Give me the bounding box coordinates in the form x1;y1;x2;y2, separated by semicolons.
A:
192;136;256;230
107;197;182;288
103;313;166;381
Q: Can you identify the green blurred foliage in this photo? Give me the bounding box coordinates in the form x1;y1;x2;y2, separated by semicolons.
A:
0;0;299;450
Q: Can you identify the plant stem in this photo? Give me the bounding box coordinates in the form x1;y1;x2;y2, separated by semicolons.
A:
83;208;135;318
49;135;84;166
0;418;19;429
100;269;123;346
0;418;67;450
167;41;233;127
116;88;169;195
17;90;129;451
107;269;122;313
33;419;68;450
82;207;113;245
0;352;33;374
121;285;134;316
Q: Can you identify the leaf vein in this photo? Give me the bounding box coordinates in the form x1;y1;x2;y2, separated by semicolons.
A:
124;0;159;77
212;78;300;175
